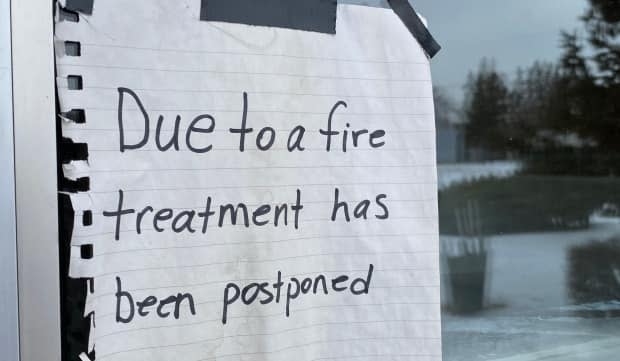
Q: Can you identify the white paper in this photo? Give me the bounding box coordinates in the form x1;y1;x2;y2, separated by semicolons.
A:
56;1;441;360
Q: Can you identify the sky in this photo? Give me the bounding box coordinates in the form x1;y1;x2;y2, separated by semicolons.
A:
411;0;589;102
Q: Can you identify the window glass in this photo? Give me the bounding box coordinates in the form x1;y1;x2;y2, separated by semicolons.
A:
416;0;620;359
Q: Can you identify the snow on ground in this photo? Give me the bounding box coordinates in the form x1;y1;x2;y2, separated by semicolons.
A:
437;161;522;190
441;224;620;360
434;161;620;360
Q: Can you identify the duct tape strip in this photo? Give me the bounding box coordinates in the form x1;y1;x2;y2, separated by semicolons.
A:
64;0;94;15
200;0;337;34
60;176;90;193
387;0;441;58
59;137;89;163
58;193;93;361
56;13;93;358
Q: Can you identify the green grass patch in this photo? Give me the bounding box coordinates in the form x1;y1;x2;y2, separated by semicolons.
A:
439;175;620;235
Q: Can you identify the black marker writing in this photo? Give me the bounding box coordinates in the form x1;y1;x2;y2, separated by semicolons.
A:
115;276;196;323
331;188;390;222
102;189;304;240
222;265;374;324
117;87;215;153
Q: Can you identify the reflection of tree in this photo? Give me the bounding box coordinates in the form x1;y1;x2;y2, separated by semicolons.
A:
546;0;620;174
463;59;510;159
461;0;620;174
508;61;563;153
584;0;620;85
569;239;620;307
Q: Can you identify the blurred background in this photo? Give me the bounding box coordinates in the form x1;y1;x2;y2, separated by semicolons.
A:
415;0;620;360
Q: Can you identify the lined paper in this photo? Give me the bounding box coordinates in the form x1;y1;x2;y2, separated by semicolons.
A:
56;1;441;360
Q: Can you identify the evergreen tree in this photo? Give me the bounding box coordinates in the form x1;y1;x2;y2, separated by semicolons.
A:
508;61;562;153
578;1;620;162
583;0;620;84
463;59;510;158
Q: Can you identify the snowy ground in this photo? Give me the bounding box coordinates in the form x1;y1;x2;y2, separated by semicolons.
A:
437;161;522;190
435;162;620;359
440;224;620;360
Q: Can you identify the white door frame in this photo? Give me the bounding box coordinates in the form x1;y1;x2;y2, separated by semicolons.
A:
1;0;19;359
11;0;61;360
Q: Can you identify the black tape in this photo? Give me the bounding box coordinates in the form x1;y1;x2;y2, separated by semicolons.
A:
67;75;83;90
55;26;92;361
387;0;441;58
59;137;89;164
340;0;389;7
200;0;337;34
80;245;93;260
65;41;81;56
58;194;94;361
62;109;86;124
64;0;93;15
58;7;80;22
60;177;90;193
82;210;93;226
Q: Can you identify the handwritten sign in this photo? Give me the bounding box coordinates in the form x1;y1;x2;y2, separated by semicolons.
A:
56;1;441;360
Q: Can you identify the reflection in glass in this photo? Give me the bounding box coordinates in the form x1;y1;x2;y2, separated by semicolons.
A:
431;0;620;359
